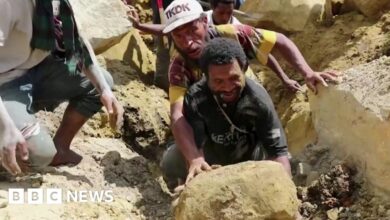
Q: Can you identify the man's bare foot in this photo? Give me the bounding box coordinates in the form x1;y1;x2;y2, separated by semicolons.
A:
49;149;83;166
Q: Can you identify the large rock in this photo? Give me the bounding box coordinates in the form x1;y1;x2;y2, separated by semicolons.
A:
352;0;390;18
69;0;132;54
238;0;325;32
175;161;299;220
309;56;390;193
284;100;317;156
101;30;156;83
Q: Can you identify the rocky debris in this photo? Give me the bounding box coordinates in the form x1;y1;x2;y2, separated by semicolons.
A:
302;179;390;220
69;0;131;54
271;11;390;158
100;30;156;84
100;150;171;219
132;0;153;24
291;143;390;220
283;94;317;156
175;161;299;220
97;54;170;160
309;56;390;193
239;0;326;32
298;164;356;218
352;0;390;19
288;11;390;71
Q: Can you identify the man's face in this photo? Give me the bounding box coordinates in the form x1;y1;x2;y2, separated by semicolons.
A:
208;59;245;103
212;3;234;25
171;18;208;60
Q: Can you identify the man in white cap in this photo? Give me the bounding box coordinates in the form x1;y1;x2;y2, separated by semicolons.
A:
160;0;338;185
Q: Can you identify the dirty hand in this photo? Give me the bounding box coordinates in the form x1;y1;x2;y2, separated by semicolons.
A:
305;70;340;94
185;157;212;184
126;5;140;28
0;123;29;175
283;79;303;92
100;89;124;131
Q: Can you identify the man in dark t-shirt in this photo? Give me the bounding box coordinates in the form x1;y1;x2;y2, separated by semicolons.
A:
161;38;291;185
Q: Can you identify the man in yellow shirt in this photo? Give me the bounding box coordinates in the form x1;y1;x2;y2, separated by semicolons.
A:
161;0;338;185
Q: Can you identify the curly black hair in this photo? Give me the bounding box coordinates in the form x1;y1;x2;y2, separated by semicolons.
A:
209;0;236;8
199;38;248;77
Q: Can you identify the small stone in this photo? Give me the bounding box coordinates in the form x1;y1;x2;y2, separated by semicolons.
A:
350;205;358;212
378;205;386;216
297;162;312;177
0;201;8;209
355;213;361;218
101;151;121;166
339;212;348;218
306;171;320;185
369;197;378;204
31;181;42;188
327;208;340;220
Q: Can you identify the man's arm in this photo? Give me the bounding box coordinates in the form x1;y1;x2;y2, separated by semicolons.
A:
81;36;124;130
0;1;29;175
252;84;291;176
266;53;302;92
171;100;211;183
270;155;291;177
241;25;338;93
171;101;203;162
235;26;300;92
272;33;339;93
127;5;166;36
0;97;29;175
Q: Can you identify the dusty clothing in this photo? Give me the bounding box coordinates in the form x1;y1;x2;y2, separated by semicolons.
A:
185;77;288;161
169;24;277;104
0;55;112;167
0;0;111;167
0;0;49;86
161;77;288;180
31;0;92;75
204;10;241;25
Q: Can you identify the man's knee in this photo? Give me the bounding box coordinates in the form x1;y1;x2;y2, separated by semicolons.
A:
160;144;187;181
27;132;57;168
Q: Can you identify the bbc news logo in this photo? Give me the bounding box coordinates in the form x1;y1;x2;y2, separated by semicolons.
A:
8;188;114;204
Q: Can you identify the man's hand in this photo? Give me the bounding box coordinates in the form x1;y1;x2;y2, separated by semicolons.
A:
305;70;340;94
271;155;292;177
100;89;124;131
186;157;212;184
126;5;140;28
122;0;132;5
283;79;303;92
0;123;29;175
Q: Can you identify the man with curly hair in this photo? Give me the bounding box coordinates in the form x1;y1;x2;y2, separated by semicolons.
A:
161;38;291;184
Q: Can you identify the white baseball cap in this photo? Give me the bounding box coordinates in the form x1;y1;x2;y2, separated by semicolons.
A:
162;0;204;34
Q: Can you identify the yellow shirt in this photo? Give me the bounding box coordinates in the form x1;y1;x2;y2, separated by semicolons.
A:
168;24;277;104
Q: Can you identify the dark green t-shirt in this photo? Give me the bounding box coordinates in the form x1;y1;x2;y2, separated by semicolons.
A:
183;77;288;165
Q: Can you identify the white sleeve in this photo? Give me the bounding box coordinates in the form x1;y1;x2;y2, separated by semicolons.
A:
0;0;13;46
